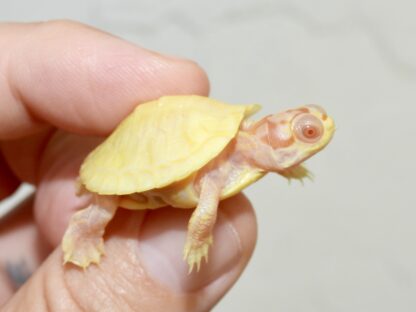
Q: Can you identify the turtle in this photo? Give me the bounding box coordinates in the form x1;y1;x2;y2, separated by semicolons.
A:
62;95;335;272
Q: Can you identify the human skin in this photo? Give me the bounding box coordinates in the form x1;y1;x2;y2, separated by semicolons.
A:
0;21;257;311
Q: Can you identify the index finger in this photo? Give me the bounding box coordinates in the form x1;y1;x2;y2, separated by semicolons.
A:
0;20;209;140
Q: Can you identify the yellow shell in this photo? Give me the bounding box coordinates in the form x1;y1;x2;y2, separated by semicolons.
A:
80;95;260;195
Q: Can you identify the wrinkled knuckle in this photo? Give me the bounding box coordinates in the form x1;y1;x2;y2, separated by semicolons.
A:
59;259;141;311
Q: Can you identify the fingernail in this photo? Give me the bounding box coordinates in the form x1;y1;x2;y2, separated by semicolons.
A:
138;207;242;292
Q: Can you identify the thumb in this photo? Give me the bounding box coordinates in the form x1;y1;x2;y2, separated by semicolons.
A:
4;195;256;311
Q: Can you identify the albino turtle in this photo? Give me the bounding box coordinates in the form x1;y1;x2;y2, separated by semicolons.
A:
62;95;335;272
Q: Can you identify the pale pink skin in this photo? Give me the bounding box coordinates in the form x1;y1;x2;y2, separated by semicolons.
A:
62;105;332;272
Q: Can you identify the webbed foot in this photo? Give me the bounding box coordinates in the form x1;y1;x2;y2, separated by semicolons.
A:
62;224;105;268
62;195;118;269
183;235;213;273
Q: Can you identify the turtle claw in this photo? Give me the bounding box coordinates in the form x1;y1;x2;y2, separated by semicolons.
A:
62;196;118;269
62;231;105;269
183;236;213;274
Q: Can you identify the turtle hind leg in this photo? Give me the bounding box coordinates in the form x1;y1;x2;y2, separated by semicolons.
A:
183;178;220;273
184;234;213;273
62;195;118;269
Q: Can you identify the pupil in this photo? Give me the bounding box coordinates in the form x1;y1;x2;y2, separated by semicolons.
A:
304;126;316;138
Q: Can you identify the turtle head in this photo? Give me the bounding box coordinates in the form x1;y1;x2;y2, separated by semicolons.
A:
251;105;335;170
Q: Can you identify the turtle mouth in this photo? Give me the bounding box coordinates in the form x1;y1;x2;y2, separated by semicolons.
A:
273;147;301;169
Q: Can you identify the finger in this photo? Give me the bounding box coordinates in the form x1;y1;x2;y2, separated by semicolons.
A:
4;194;256;311
0;197;51;305
0;127;55;184
0;20;209;139
34;132;100;246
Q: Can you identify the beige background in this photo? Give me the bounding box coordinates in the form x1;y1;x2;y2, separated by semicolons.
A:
1;0;416;311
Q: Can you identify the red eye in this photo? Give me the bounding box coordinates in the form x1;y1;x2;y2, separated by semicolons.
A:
293;114;323;143
303;125;317;138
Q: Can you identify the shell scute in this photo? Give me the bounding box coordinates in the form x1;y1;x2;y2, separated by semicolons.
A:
80;95;258;195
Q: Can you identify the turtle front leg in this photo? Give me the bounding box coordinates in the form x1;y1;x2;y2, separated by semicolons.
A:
184;177;220;273
62;195;118;269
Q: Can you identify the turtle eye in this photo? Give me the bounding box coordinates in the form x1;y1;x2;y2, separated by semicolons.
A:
293;114;323;143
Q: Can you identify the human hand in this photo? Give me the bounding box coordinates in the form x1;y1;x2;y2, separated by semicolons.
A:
0;21;257;311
